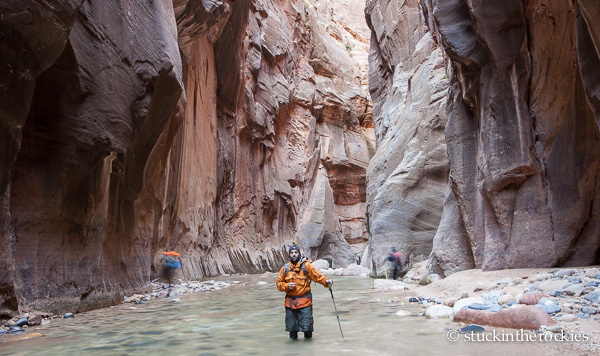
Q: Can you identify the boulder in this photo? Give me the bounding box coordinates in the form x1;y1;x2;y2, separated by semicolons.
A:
583;291;599;303
559;314;577;322
537;297;557;306
536;304;561;314
27;314;42;326
425;305;454;319
553;269;576;278
530;273;552;282
340;264;369;276
501;287;523;296
564;284;585;296
569;277;582;284
453;296;485;314
498;294;515;305
581;306;597;314
537;280;568;293
519;292;548;305
395;310;413;317
453;306;555;330
373;279;410;290
487;290;501;304
584;268;599;278
496;278;512;285
473;281;495;292
549;290;562;297
15;318;28;327
467;303;501;312
311;259;330;270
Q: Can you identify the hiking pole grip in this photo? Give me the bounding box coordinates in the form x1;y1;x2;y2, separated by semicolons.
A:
329;286;344;340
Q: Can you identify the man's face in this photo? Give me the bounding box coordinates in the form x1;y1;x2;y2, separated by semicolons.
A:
289;249;300;263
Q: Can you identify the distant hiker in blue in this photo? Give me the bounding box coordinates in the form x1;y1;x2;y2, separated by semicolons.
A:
162;251;182;297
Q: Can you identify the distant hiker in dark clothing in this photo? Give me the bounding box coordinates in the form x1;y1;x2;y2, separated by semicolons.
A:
385;247;403;280
276;245;332;340
162;251;182;297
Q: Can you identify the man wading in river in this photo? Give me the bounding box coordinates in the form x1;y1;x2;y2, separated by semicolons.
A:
276;245;333;340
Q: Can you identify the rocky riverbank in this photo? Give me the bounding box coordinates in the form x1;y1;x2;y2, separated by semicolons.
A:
0;276;247;336
374;263;600;354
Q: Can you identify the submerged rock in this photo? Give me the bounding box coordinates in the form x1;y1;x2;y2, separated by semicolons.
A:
458;324;485;334
395;310;413;317
15;318;28;327
8;326;25;333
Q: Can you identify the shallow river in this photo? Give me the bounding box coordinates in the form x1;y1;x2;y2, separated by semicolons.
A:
1;275;564;355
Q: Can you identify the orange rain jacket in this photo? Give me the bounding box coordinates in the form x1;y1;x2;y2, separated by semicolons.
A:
276;258;330;309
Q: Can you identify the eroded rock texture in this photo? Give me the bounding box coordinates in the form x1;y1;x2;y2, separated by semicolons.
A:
424;0;600;276
0;0;372;316
212;0;373;271
364;0;449;275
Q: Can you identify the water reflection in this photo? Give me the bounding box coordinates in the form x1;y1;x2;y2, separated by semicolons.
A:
1;275;562;355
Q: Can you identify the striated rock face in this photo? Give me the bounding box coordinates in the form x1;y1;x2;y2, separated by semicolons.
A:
0;0;87;319
424;0;600;275
0;0;372;316
212;0;373;270
364;0;449;275
4;0;188;316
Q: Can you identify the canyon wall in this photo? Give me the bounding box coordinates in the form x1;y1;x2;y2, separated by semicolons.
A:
366;0;600;277
425;0;600;276
0;0;372;316
364;0;449;275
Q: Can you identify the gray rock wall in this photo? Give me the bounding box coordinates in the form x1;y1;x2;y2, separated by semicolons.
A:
365;0;600;278
364;0;449;275
424;0;600;275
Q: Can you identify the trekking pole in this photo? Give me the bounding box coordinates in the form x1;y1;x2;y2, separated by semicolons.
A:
329;286;344;340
